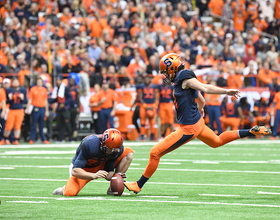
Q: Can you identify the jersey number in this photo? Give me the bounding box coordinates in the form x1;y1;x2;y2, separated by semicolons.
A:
143;88;154;99
161;89;171;99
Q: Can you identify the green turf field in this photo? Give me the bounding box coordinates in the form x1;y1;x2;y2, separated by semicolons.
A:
1;139;280;219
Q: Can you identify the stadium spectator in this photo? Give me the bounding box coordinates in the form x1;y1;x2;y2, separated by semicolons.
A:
52;75;72;142
89;84;102;134
46;82;54;142
27;77;49;144
98;80;117;133
69;77;79;141
258;62;275;87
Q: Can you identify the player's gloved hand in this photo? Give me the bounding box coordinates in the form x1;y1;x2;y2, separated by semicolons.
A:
93;170;108;179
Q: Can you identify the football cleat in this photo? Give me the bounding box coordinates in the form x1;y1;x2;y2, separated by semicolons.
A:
249;125;272;136
12;140;19;145
52;186;64;195
123;180;141;194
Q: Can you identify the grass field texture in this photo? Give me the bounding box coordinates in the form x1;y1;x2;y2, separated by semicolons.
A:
1;139;280;219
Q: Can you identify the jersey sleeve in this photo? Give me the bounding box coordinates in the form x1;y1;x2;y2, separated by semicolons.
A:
178;70;197;82
72;150;88;169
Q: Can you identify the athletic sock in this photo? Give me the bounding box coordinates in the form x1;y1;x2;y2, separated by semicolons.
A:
3;135;9;141
238;129;255;138
137;175;149;188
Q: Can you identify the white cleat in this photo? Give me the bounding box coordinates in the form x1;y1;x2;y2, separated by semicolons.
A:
53;186;64;195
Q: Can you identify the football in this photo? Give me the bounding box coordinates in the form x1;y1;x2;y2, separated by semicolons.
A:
110;173;124;196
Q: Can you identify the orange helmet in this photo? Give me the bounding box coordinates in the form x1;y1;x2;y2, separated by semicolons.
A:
101;128;124;158
159;53;185;84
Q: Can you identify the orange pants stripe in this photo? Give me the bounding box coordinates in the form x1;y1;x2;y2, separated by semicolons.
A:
5;109;24;131
143;117;240;178
64;147;133;196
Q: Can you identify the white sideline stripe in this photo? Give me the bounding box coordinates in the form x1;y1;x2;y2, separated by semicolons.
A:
0;167;14;169
0;150;76;155
1;165;280;173
1;178;280;189
159;162;181;165
2;195;280;207
258;191;280;195
3;153;280;159
199;194;240;197
129;168;280;174
0;139;279;149
6;201;49;204
0;196;57;199
53;197;280;208
137;196;179;198
0;156;73;159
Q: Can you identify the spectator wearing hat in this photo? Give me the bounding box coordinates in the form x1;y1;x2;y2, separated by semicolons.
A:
26;77;49;144
52;75;72;142
88;39;102;61
98;80;117;133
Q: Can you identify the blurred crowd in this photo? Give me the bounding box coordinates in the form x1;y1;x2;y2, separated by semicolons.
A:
0;0;279;143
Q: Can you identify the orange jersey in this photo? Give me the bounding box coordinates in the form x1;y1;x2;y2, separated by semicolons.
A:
258;69;275;85
273;91;280;110
29;86;48;107
205;94;221;106
208;0;224;16
275;0;280;19
0;88;6;110
18;70;31;86
227;74;243;88
89;93;101;112
99;89;117;109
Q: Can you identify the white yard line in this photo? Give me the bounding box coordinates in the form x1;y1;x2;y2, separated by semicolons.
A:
2;165;280;173
1;178;280;189
0;150;75;155
0;139;279;149
1;195;280;208
129;168;280;174
137;196;179;198
0;167;14;169
6;200;49;203
199;194;240;197
257;191;280;195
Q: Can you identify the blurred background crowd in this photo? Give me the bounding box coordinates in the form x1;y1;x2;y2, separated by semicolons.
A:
0;0;279;144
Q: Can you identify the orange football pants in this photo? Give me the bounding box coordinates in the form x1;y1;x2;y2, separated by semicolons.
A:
64;147;134;196
140;104;156;136
5;109;25;131
222;117;241;130
143;117;240;178
159;103;174;124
